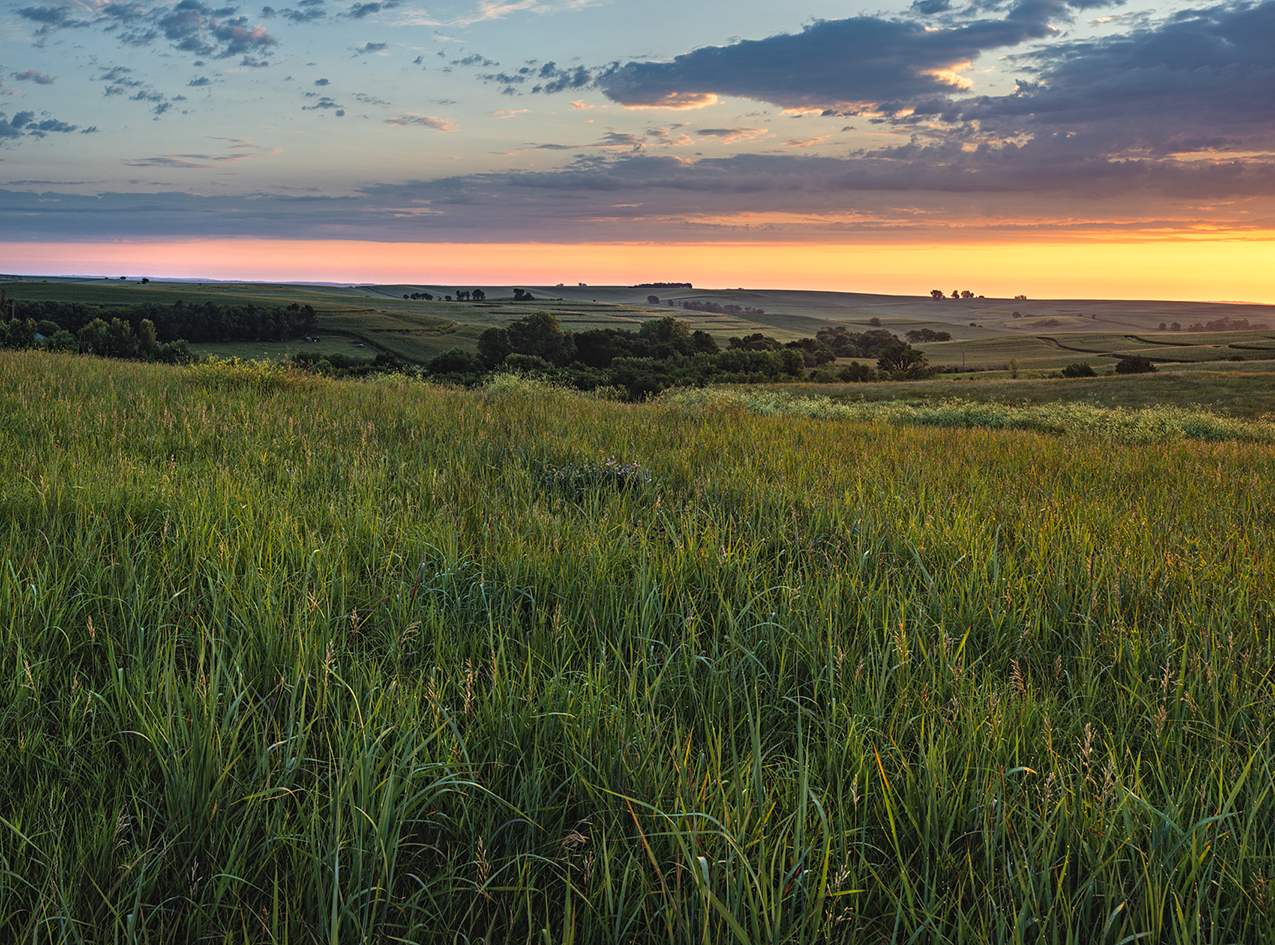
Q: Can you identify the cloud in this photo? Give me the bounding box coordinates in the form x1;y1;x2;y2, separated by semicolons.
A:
346;1;402;17
490;108;530;118
302;95;343;110
20;2;281;62
934;0;1275;156
188;75;213;86
593;3;1069;111
384;114;457;131
16;4;91;36
697;127;771;144
355;41;389;53
274;0;329;23
123;139;281;167
13;69;57;85
0;109;79;139
451;0;607;27
314;77;330;85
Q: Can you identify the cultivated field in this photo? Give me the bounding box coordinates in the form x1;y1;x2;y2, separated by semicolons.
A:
2;350;1273;942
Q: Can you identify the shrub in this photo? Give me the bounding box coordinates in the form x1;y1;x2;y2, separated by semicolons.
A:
1061;362;1097;378
1115;355;1157;374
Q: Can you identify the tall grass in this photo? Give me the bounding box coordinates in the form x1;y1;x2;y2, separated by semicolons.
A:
2;350;1273;942
670;386;1275;443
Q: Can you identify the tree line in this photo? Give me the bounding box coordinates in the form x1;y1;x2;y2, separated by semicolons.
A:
0;298;318;362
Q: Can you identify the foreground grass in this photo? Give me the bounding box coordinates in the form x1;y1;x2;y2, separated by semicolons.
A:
2;351;1273;943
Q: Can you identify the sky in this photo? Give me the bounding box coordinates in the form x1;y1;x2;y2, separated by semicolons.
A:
2;0;1274;298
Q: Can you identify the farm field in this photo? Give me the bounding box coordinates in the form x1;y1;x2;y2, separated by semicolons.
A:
2;349;1273;942
6;277;1275;366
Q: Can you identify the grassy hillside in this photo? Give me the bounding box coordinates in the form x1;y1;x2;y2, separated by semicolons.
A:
2;350;1273;942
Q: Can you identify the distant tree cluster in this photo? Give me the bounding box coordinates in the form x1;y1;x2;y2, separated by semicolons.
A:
404;292;435;301
633;282;693;288
905;328;953;343
512;288;536;302
670;299;765;315
412;313;936;399
1183;315;1269;332
931;289;985;300
816;326;907;359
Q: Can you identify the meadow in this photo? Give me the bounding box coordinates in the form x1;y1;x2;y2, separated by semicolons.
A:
2;350;1273;943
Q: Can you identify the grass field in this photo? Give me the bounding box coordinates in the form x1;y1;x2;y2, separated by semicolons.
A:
2;349;1273;942
783;368;1275;419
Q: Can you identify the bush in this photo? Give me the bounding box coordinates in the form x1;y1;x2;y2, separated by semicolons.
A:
1115;355;1157;375
1061;362;1097;378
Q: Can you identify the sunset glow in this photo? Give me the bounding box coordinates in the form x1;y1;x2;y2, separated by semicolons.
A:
4;238;1273;303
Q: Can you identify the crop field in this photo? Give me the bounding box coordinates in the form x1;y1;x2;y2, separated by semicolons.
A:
2;349;1273;943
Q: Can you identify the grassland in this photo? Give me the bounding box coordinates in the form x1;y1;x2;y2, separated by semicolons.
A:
783;368;1275;419
2;349;1273;943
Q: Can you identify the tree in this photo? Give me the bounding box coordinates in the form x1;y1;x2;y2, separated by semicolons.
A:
505;310;575;366
427;347;482;374
476;327;511;368
647;295;660;305
961;290;974;299
877;343;931;379
1115;355;1157;374
951;290;960;299
472;289;485;301
1061;362;1096;377
930;289;944;299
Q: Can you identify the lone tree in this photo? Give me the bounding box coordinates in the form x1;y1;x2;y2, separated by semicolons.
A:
930;289;944;299
877;343;931;380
